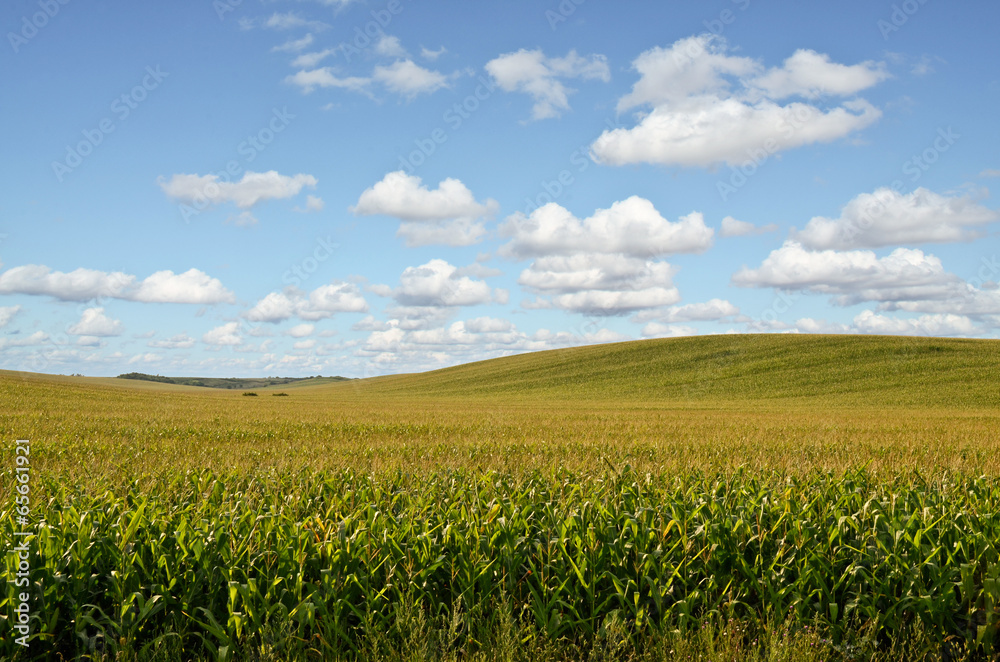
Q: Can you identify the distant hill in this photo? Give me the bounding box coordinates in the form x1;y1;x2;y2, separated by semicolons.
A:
116;372;350;389
324;334;1000;409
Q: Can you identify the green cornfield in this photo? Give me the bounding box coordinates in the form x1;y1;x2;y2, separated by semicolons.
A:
4;469;1000;659
3;335;1000;660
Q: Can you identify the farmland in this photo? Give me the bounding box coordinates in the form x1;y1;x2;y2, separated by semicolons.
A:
2;334;1000;660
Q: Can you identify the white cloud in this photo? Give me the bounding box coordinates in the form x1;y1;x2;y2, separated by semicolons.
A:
420;46;446;61
272;33;315;53
287;323;314;338
500;196;714;259
0;265;134;301
0;305;21;328
486;48;610;120
285;68;372;94
720;216;779;237
352;171;498;246
732;241;967;307
0;330;49;351
293;339;317;350
148;333;196;349
0;265;234;304
128;352;163;365
263;12;329;31
131;269;236;304
980;169;1000;178
294;195;325;213
500;197;712;316
394;259;498;307
291;49;337;69
792;187;999;250
158;170;318;211
374;34;407;58
748;49;888;100
203;322;242;346
68;307;123;337
641;322;697;338
372;59;449;99
287;58;456;100
518;254;680;315
591;36;885;168
245;282;369;323
355;314;633;375
633;299;742;324
852;310;978;337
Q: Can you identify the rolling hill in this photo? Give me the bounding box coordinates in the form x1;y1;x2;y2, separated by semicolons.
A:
319;334;1000;408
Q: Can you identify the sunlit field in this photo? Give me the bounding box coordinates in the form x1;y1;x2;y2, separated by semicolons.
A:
3;335;1000;660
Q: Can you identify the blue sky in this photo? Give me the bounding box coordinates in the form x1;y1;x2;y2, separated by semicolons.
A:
2;0;999;377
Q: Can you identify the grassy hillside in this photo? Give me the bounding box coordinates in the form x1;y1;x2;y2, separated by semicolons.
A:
328;334;1000;408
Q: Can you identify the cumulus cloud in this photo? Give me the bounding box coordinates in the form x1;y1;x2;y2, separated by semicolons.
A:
352;171;498;246
851;310;978;337
244;281;369;323
500;196;713;259
748;49;889;100
732;241;960;306
485;48;610;120
0;265;134;301
792;187;1000;250
356;315;628;374
67;307;123;337
633;299;742;324
203;322;242;346
498;197;712;316
372;59;450;99
640;322;697;338
591;35;885;168
287;323;314;338
158;170;318;212
374;34;407;58
720;216;779;237
732;241;1000;321
0;265;234;304
394;259;500;307
518;254;680;315
130;269;236;304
